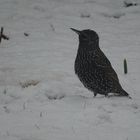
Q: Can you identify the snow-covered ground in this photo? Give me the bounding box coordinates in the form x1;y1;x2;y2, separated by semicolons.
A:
0;0;140;139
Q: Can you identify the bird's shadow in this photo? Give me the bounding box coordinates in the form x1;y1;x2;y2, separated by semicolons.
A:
77;94;132;100
107;94;132;99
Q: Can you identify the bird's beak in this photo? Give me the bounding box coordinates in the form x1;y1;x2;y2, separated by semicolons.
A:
70;28;81;35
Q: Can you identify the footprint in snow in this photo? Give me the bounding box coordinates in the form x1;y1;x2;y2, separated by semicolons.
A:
96;113;112;125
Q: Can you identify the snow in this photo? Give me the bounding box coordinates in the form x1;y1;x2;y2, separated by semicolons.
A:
0;0;140;139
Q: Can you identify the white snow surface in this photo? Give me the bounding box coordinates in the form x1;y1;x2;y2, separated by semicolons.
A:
0;0;140;139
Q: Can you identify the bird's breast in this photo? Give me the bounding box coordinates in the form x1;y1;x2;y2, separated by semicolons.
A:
74;51;95;75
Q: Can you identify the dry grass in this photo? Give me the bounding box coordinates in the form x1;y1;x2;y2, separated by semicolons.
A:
19;80;39;88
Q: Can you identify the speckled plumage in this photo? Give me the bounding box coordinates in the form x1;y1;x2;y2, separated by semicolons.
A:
71;28;130;97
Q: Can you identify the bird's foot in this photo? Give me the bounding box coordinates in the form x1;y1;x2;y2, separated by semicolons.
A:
128;96;132;99
93;92;97;98
105;94;109;98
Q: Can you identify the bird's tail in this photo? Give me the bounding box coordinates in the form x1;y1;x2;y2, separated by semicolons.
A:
119;89;132;99
120;89;129;96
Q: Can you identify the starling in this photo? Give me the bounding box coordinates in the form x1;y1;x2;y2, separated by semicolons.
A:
71;28;130;98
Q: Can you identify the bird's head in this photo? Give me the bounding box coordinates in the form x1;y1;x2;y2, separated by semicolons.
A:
71;28;99;47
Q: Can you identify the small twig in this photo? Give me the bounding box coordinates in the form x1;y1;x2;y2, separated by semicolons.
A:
24;32;29;37
0;27;9;43
0;27;3;43
124;1;137;7
124;58;128;74
2;34;9;40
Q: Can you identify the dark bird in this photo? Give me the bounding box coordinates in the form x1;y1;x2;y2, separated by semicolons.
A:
71;28;130;98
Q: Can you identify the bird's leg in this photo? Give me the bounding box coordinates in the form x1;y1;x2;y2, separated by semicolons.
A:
105;93;109;98
94;92;97;97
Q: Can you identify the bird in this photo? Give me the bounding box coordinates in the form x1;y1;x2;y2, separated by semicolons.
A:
71;28;131;98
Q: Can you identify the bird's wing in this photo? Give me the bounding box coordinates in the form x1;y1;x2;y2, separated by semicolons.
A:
93;49;112;67
89;49;119;82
